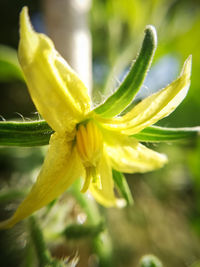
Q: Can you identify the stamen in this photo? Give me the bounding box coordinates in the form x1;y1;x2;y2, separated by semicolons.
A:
81;168;93;193
81;167;102;193
76;120;103;192
76;121;103;167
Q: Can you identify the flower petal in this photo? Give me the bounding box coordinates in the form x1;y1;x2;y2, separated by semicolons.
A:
89;153;117;207
104;131;167;173
99;56;192;135
0;133;84;229
19;7;91;133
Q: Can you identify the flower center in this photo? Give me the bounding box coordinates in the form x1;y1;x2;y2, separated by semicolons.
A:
76;120;103;192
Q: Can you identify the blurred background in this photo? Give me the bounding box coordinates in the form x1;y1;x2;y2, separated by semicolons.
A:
0;0;200;266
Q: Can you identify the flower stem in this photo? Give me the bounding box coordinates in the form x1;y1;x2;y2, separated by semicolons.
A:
71;179;114;267
28;216;64;267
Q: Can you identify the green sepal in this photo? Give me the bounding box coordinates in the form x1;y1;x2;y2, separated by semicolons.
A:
132;125;200;142
0;120;53;147
63;221;105;240
112;169;134;206
94;25;157;118
0;120;199;148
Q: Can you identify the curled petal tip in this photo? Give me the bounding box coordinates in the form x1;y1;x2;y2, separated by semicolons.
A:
20;6;32;36
186;54;192;67
21;6;28;14
181;55;192;77
19;6;39;65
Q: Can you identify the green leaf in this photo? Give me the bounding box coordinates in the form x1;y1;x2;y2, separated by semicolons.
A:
0;45;24;82
140;255;163;267
94;25;157;118
132;125;200;142
112;169;134;206
0;120;53;147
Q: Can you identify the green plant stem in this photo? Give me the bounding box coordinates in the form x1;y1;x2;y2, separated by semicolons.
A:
29;216;52;266
29;216;64;267
71;179;113;267
63;221;105;239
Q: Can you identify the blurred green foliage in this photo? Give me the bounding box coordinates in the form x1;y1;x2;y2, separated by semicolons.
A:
0;45;23;82
0;0;200;267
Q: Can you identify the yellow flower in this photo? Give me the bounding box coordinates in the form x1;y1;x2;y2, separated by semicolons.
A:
0;7;192;228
